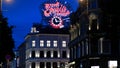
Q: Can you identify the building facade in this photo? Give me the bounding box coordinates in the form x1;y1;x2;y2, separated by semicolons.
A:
19;25;70;68
68;0;120;68
19;42;26;68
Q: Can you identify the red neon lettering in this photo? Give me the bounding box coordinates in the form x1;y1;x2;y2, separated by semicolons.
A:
44;2;70;17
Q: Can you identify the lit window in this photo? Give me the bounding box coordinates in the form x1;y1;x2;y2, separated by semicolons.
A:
108;60;118;68
53;41;57;47
31;27;36;33
35;51;39;58
44;51;46;58
91;66;99;68
62;41;66;47
47;40;51;47
40;40;44;47
32;40;35;47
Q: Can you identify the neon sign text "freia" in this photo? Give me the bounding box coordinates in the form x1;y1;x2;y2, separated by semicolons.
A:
44;2;70;17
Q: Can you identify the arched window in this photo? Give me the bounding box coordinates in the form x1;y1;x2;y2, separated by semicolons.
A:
89;13;99;31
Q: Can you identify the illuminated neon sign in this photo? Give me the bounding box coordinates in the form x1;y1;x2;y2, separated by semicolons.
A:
44;2;70;17
42;1;71;29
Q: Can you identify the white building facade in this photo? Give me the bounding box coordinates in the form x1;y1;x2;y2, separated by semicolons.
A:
24;28;70;68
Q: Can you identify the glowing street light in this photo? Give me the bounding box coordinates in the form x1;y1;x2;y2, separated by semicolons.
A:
5;0;11;2
0;0;12;13
78;0;88;14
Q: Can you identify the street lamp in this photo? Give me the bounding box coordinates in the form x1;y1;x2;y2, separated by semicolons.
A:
79;0;88;14
0;0;12;13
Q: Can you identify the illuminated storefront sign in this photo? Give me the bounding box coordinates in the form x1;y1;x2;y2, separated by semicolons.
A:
43;1;71;29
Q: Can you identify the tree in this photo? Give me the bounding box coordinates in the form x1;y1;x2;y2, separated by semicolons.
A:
0;14;15;63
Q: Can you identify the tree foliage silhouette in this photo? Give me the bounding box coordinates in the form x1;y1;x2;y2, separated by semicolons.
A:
0;14;15;63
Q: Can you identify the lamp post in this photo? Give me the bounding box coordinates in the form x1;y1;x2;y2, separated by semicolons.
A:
0;0;2;13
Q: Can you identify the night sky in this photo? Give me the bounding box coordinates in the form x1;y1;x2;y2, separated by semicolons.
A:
2;0;79;49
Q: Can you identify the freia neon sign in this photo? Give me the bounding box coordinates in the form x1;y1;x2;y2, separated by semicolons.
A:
44;2;70;17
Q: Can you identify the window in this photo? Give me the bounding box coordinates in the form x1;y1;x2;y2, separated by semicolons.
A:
40;62;44;68
47;40;51;47
32;51;35;58
32;40;35;47
62;51;66;58
74;47;76;59
90;38;99;55
91;66;99;68
40;40;44;47
108;60;118;68
47;51;51;58
62;41;66;47
53;62;57;68
35;51;39;58
89;0;97;9
60;62;65;67
91;19;97;30
81;41;84;56
40;51;44;58
53;51;57;58
46;62;51;68
31;62;35;68
53;41;57;47
99;38;111;54
77;44;81;58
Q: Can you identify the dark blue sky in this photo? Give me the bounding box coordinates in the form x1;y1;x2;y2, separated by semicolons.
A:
2;0;79;49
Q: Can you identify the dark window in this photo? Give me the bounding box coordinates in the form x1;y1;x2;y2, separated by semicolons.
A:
47;51;51;58
32;51;35;58
91;19;97;31
53;62;57;68
102;40;111;54
40;51;44;58
90;39;99;55
60;62;65;67
53;51;57;58
77;45;81;58
31;62;35;68
62;51;66;58
98;39;111;54
89;0;97;9
70;48;73;60
46;62;51;68
40;62;44;68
